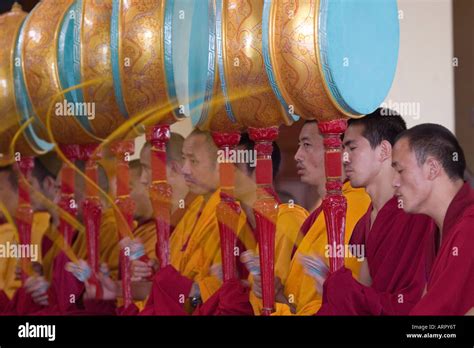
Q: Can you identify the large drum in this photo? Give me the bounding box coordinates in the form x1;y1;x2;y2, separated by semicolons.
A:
263;0;400;120
0;4;53;161
215;0;298;128
110;0;194;128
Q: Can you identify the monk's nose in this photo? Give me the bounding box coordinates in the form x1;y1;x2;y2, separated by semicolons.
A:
392;174;401;188
294;146;303;162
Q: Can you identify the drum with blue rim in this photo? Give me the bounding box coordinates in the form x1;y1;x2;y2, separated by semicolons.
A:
263;0;400;121
0;3;53;161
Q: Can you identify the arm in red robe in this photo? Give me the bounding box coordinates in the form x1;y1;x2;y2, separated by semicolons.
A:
411;183;474;315
318;198;435;315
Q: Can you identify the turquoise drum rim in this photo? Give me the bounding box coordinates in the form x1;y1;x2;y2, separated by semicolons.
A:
57;0;94;132
215;0;236;123
186;0;217;127
13;14;54;153
111;0;129;119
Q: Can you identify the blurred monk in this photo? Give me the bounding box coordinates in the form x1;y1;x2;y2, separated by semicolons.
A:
264;121;371;315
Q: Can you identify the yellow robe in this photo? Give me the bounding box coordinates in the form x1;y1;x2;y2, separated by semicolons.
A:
275;182;371;315
72;208;120;279
249;203;309;314
31;211;52;264
169;190;247;302
0;212;53;297
0;223;20;299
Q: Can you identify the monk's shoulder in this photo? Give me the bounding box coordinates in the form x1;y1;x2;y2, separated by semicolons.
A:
278;203;309;222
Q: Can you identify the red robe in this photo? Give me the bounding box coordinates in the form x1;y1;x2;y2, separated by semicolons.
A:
318;196;435;315
411;182;474;315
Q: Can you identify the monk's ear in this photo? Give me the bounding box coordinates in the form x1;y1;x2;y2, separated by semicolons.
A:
379;140;392;162
425;156;442;180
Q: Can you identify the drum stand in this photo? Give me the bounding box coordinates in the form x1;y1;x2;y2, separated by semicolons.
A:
318;120;347;273
15;156;35;284
111;140;135;307
147;124;172;270
212;131;242;283
248;126;279;316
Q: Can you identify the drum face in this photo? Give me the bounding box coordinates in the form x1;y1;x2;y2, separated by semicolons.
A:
319;0;399;116
0;6;47;159
266;0;399;120
217;0;295;129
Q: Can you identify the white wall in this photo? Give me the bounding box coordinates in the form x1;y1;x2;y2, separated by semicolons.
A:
384;0;454;131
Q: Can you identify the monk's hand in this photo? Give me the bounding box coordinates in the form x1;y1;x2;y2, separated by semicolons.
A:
65;259;91;282
84;263;118;301
210;263;223;281
119;237;146;260
465;307;474;316
24;275;49;306
299;254;329;294
131;259;155;282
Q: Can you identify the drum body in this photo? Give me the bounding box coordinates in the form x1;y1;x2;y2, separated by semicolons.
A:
0;4;53;161
111;0;195;128
216;0;297;129
263;0;400;121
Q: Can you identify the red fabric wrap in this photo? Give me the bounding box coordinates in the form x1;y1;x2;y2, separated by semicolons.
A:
324;151;342;178
140;265;193;315
193;279;254;315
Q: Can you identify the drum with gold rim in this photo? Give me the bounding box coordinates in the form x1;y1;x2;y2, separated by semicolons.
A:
0;3;53;162
215;0;298;129
263;0;400;121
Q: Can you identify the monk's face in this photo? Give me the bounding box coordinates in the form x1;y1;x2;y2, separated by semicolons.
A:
392;138;432;214
181;134;220;195
294;122;325;187
130;165;153;223
30;173;59;211
140;144;188;206
343;124;384;188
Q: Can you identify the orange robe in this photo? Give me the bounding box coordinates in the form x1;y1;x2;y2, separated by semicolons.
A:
275;182;371;315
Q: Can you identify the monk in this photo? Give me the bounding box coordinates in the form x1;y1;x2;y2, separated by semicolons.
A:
133;129;227;315
255;120;371;315
232;133;309;314
316;108;435;315
129;133;194;304
392;123;474;315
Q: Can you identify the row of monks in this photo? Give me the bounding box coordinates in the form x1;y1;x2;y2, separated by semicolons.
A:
0;108;472;315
